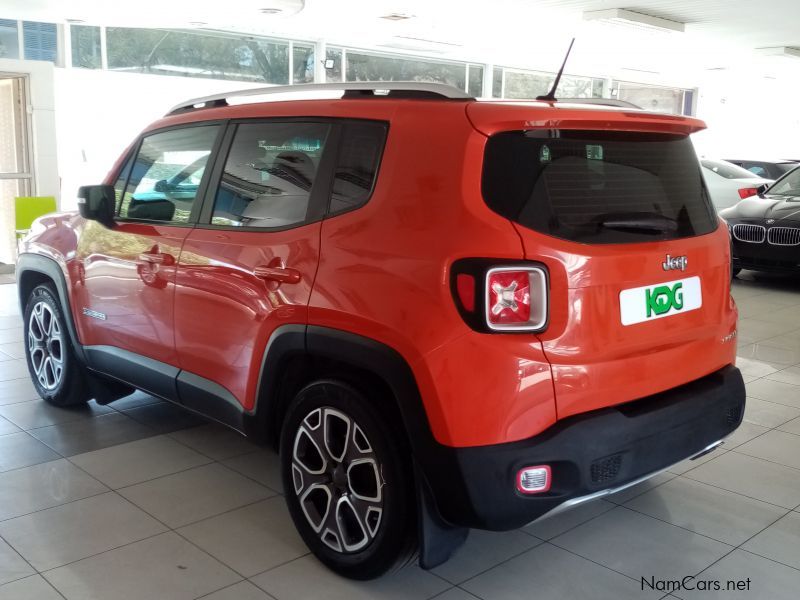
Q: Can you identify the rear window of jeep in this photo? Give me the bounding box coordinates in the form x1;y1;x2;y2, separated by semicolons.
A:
482;130;718;244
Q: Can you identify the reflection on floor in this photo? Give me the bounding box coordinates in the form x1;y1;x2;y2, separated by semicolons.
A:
3;272;800;599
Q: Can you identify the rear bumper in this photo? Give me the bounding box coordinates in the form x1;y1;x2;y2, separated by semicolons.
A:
423;365;745;530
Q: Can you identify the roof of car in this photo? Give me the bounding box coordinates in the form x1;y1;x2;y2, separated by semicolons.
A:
150;82;706;137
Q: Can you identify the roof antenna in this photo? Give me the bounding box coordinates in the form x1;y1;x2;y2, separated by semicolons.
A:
536;38;576;102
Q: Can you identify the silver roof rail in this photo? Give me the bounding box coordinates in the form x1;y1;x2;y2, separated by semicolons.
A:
554;98;642;109
167;81;473;115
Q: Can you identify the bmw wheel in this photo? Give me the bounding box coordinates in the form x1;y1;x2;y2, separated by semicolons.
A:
281;381;416;579
23;284;90;406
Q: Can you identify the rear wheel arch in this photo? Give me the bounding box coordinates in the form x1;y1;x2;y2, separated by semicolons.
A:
252;325;469;571
251;326;435;459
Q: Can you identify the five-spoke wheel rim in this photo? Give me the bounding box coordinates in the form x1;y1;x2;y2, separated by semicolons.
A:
292;407;385;554
28;301;64;391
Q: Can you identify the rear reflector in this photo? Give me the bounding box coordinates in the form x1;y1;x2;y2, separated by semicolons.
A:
486;267;548;331
455;273;476;312
738;187;758;200
516;465;551;494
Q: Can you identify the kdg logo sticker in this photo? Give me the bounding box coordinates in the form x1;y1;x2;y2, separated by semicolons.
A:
645;283;684;317
619;276;702;326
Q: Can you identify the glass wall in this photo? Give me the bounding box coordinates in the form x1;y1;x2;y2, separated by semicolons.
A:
500;68;604;100
0;17;697;113
22;21;57;62
292;43;314;84
0;19;18;59
71;25;101;69
325;47;343;82
345;50;468;91
106;28;290;84
612;81;692;115
467;64;483;97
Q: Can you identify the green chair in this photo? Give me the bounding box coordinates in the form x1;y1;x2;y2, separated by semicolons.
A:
15;196;57;239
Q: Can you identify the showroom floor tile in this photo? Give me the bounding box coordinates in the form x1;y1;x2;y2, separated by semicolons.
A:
2;274;800;599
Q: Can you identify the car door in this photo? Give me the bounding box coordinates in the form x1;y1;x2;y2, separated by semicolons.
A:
172;119;338;415
73;124;222;371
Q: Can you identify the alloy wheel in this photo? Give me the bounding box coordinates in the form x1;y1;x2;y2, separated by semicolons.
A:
28;301;64;391
291;407;385;553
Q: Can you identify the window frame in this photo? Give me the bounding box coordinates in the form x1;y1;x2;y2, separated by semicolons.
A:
194;117;388;232
114;120;227;226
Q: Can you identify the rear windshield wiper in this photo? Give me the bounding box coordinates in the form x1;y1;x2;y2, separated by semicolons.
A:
598;213;678;234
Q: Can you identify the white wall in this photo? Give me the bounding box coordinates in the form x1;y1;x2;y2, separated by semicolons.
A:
54;69;257;210
693;64;800;161
0;58;58;263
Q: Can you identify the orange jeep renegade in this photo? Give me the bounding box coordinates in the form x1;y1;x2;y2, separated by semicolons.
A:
16;82;744;579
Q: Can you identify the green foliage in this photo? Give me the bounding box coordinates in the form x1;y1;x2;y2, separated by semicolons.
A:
106;28;290;83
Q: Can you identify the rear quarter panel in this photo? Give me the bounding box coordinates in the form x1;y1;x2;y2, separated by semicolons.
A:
308;102;555;447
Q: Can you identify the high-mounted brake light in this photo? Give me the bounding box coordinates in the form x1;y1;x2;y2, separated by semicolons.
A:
738;187;758;200
485;267;548;331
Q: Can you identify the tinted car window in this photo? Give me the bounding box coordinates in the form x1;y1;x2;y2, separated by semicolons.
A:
775;163;799;175
701;159;759;180
768;168;800;197
745;164;769;178
211;122;330;228
330;121;387;214
120;126;219;223
482;130;717;244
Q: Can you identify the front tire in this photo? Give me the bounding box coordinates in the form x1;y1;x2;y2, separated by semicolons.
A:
23;284;90;406
280;380;416;580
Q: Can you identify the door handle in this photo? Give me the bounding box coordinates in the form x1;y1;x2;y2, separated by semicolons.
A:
138;252;175;266
254;265;301;284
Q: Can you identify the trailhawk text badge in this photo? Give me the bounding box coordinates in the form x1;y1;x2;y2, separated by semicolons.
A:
619;276;702;326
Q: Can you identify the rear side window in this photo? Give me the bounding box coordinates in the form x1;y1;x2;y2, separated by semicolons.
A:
211;122;330;228
701;159;759;180
330;121;387;214
482;130;717;244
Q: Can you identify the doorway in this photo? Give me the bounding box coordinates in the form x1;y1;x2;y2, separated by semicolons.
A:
0;74;32;268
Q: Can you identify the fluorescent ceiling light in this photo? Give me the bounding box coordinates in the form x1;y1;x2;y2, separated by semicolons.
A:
755;47;800;59
380;13;415;21
583;8;685;33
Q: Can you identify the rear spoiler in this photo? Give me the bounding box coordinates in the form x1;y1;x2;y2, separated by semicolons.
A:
467;102;706;137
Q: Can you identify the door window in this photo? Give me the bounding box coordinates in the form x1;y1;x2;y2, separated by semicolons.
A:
120;125;219;223
210;122;330;228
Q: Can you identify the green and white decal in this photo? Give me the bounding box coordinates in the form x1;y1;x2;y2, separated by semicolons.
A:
619;276;702;326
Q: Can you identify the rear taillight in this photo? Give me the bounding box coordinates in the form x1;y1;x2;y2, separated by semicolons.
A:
738;187;758;200
450;261;548;333
486;267;547;330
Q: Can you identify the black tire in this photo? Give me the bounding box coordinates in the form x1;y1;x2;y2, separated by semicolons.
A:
23;284;90;407
280;380;416;580
732;267;741;278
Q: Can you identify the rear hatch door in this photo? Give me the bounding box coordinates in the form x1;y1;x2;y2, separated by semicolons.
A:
471;103;737;419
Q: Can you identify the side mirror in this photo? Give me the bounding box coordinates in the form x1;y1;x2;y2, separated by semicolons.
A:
757;183;769;196
77;185;116;228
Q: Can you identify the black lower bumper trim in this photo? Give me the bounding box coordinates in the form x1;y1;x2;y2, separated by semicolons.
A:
424;365;746;530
